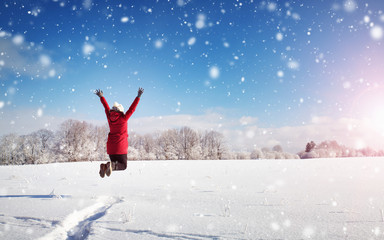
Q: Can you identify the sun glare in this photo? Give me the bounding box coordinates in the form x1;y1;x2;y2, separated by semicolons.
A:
353;86;384;122
371;108;384;135
351;86;384;142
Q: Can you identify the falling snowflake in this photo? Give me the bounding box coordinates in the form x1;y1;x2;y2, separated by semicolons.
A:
154;39;164;49
49;69;56;77
188;37;196;46
343;81;351;89
364;16;370;24
12;34;24;45
37;108;43;117
177;0;186;7
209;66;220;79
82;43;95;55
39;55;51;67
303;226;316;238
195;14;206;29
276;32;283;41
267;2;277;12
270;222;280;231
287;60;300;70
343;0;357;13
121;17;129;23
370;26;383;40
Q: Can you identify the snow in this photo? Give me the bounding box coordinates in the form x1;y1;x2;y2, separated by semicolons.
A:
209;66;220;79
177;0;186;7
267;2;277;12
37;108;43;117
121;17;129;23
343;0;358;13
1;158;384;239
39;55;51;67
82;43;95;55
82;0;92;11
195;14;206;29
370;26;383;40
0;31;9;38
364;16;371;24
343;81;351;89
187;37;196;46
154;39;164;49
12;35;24;46
287;60;300;70
48;69;56;77
276;32;284;41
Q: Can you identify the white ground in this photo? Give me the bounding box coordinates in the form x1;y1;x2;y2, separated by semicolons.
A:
1;158;384;240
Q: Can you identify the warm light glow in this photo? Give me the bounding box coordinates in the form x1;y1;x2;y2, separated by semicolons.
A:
348;86;384;148
371;107;384;135
352;87;384;134
355;139;366;150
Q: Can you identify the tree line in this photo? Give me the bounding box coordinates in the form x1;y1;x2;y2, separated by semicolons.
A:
3;119;383;165
298;140;384;159
0;120;108;165
0;119;299;165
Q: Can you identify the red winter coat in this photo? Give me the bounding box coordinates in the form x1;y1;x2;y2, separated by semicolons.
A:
100;96;140;155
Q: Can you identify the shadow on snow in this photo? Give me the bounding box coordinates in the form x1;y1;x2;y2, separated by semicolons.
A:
106;227;225;240
0;194;71;199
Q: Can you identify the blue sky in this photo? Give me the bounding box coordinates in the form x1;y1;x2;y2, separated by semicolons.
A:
1;0;384;152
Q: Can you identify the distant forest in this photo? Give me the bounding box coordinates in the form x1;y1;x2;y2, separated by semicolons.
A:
298;140;384;159
0;119;382;165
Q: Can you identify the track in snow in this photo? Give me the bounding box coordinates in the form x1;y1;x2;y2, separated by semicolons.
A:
38;196;121;240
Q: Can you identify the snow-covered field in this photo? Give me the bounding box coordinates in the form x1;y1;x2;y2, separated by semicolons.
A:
1;158;384;240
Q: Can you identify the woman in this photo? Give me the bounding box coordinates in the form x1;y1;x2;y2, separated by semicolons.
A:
95;88;144;177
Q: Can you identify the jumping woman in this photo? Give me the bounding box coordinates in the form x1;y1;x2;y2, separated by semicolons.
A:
95;87;144;178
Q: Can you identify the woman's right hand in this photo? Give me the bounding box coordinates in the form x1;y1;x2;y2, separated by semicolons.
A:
95;89;103;97
138;87;144;98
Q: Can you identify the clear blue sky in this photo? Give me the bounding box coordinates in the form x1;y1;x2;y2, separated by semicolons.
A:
1;0;384;152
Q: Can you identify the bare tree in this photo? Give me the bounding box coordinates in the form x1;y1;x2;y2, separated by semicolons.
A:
89;124;108;161
178;127;200;160
202;130;227;160
21;134;39;164
31;129;55;164
158;129;179;160
57;119;94;162
137;134;157;160
272;145;283;152
305;141;316;152
0;134;24;165
250;149;264;159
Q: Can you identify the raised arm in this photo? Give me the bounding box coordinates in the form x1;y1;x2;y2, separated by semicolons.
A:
138;87;144;98
125;87;144;119
95;89;110;113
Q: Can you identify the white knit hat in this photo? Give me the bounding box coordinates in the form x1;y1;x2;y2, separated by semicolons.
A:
112;102;124;112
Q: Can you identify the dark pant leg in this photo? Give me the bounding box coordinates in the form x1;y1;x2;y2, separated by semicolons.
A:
109;154;127;171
